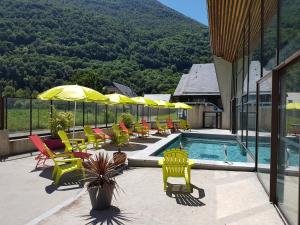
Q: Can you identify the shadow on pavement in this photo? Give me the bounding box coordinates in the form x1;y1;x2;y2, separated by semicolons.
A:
166;184;205;207
82;206;134;225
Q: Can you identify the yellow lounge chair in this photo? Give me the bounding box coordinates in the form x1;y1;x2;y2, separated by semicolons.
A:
84;125;104;149
112;124;130;146
179;119;191;131
158;148;194;192
44;143;85;185
58;130;87;152
155;118;168;134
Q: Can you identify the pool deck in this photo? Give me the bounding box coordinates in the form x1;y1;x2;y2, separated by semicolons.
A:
38;168;284;225
0;129;283;225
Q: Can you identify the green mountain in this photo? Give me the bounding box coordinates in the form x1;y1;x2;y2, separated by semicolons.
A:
0;0;212;97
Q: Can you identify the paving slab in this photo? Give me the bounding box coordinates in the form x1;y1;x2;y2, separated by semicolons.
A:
39;168;284;225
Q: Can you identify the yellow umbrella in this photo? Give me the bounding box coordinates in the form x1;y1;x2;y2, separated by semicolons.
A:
38;85;107;102
154;100;174;108
286;102;300;110
173;102;193;110
105;93;135;105
38;85;108;137
131;96;158;107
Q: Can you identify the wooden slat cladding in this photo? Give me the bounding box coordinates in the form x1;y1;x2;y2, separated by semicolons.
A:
208;0;252;62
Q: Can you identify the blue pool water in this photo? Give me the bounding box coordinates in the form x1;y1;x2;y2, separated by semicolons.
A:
155;136;250;162
155;135;299;166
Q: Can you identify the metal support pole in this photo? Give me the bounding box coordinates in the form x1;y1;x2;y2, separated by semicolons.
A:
95;103;97;128
82;102;85;127
0;97;4;130
29;98;32;135
136;105;139;122
105;105;108;127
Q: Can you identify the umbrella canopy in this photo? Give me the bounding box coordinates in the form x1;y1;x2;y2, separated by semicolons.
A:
173;102;193;110
105;93;135;105
286;102;300;110
38;85;108;102
131;96;158;107
154;100;174;108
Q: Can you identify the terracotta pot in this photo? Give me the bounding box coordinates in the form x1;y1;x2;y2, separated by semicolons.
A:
88;182;115;210
113;151;127;165
44;138;64;150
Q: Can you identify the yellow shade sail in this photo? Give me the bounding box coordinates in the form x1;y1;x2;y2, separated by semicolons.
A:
38;85;108;102
131;97;158;106
173;102;193;110
105;93;135;105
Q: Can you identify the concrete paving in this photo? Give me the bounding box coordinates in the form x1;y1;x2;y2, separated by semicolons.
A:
40;168;283;225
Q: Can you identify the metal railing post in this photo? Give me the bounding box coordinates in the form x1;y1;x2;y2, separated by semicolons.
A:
0;97;4;130
105;105;108;127
29;98;32;135
95;103;97;128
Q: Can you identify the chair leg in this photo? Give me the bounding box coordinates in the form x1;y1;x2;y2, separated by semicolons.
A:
163;174;168;191
52;166;57;179
55;170;62;185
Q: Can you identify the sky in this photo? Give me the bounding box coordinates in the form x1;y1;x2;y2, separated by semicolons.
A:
158;0;208;25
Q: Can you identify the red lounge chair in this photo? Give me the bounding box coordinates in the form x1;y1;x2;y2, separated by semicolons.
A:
119;121;132;135
92;128;111;141
141;119;150;130
29;135;90;168
166;118;177;132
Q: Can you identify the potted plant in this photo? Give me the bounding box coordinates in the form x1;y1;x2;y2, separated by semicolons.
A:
44;106;73;150
85;152;121;210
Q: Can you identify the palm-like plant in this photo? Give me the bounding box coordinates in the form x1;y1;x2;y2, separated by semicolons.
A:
85;152;123;210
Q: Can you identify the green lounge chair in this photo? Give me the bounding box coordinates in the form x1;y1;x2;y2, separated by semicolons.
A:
58;130;87;152
84;125;104;149
158;148;194;192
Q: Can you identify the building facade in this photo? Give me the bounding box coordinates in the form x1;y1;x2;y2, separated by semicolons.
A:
207;0;300;224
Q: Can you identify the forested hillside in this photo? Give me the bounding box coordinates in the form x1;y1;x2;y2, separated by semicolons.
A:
0;0;212;97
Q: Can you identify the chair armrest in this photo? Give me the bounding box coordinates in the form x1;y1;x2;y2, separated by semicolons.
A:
53;153;74;158
69;138;85;145
55;158;81;163
158;158;164;166
188;160;195;167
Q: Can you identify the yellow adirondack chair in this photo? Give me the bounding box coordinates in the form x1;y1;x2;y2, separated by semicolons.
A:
58;130;87;152
44;143;85;185
84;125;104;149
179;119;191;131
158;149;194;192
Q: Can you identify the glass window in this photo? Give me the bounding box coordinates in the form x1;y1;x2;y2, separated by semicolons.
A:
248;0;262;157
277;59;300;225
279;0;300;62
257;73;273;193
263;0;278;74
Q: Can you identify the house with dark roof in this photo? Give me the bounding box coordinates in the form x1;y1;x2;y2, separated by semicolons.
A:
173;63;222;110
106;82;137;97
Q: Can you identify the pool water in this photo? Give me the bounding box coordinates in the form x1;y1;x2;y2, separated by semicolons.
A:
155;136;250;163
155;135;300;166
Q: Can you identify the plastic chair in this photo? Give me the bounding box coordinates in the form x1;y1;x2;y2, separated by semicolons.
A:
112;124;130;146
29;135;90;168
84;125;104;149
179;119;191;131
119;121;132;135
58;130;87;152
134;122;149;137
155;118;168;134
92;128;111;141
44;144;85;185
158;148;194;192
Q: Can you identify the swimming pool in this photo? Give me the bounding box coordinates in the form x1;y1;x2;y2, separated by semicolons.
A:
154;134;299;166
154;135;251;163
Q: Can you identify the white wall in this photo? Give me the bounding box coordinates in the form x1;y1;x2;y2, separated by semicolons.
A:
213;56;232;129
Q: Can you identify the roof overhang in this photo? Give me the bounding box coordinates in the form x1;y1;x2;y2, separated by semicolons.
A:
207;0;252;62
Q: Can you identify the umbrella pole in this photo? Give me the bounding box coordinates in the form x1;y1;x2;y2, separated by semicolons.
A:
73;101;76;139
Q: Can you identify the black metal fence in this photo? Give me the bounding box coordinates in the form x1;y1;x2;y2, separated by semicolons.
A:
203;111;222;128
0;97;178;139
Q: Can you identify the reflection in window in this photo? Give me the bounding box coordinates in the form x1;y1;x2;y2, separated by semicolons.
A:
279;0;300;62
257;75;272;193
277;60;300;225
